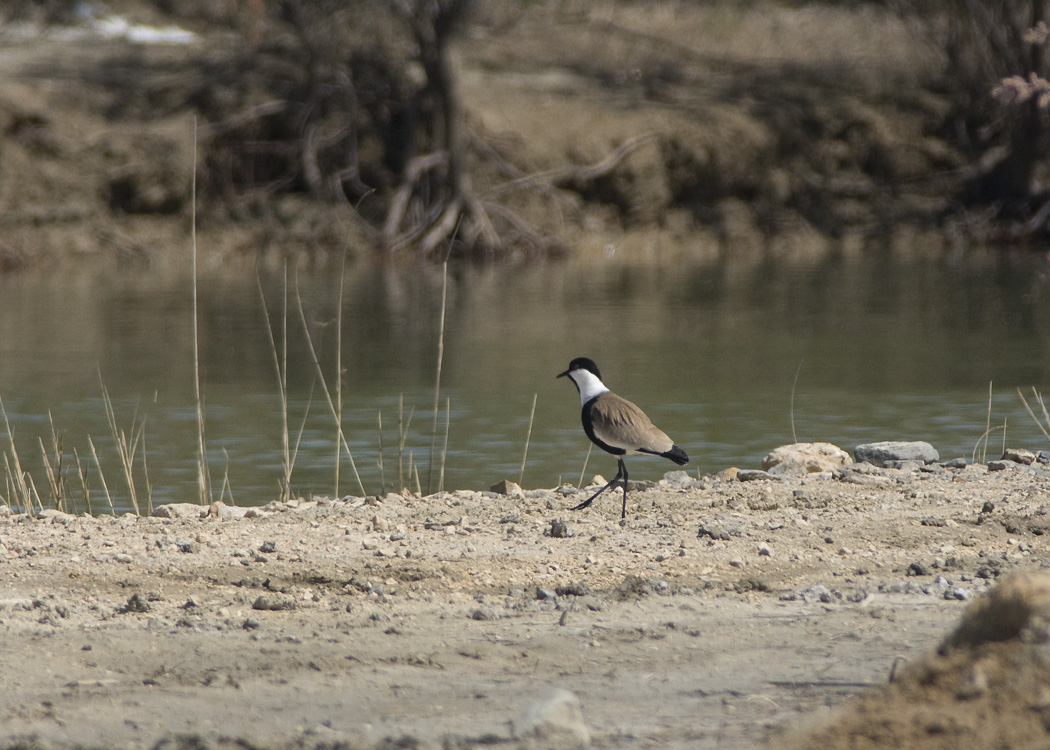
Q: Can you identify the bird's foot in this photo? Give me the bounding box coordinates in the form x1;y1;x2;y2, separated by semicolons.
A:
570;498;594;511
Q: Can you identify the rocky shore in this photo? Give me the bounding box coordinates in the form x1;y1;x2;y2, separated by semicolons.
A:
2;440;1050;749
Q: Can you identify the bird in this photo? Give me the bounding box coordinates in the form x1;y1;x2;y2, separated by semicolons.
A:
557;357;688;518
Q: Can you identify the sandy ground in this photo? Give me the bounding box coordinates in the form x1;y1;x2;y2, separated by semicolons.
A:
2;457;1049;750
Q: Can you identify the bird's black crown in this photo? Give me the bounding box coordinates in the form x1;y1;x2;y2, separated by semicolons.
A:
559;357;601;381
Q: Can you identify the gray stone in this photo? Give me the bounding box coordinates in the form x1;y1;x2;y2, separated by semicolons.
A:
762;442;852;476
988;459;1019;472
853;441;939;467
555;582;592;597
661;470;694;486
697;523;732;541
548;518;573;538
883;459;922;472
470;606;499;621
120;593;151;614
512;688;590;749
908;561;932;577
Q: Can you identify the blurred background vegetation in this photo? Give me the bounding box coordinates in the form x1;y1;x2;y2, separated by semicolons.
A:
2;0;1049;264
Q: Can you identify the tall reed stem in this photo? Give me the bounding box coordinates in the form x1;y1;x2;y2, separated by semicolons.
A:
377;410;386;493
191;118;209;505
439;396;450;493
519;393;537;486
397;394;415;492
258;267;293;501
790;360;803;444
334;248;348;497
428;261;448;494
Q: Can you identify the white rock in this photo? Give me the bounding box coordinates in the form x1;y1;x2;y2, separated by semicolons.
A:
37;508;76;522
512;688;590;749
152;503;205;519
205;501;249;520
762;442;852;476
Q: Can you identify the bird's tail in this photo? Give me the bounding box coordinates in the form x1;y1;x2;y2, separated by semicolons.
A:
664;445;689;465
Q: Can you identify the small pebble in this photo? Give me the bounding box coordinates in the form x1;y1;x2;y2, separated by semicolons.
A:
908;561;931;577
252;594;297;611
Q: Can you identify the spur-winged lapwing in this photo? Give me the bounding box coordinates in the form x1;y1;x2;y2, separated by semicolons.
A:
558;357;688;518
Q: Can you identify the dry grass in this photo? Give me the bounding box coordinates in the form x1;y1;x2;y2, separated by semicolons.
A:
293;272;366;498
1018;387;1050;445
100;378;150;515
974;382;1007;464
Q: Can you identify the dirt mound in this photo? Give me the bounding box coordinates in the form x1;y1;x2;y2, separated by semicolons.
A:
791;570;1050;750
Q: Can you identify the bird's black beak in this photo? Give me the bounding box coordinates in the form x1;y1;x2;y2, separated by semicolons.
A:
557;369;570;379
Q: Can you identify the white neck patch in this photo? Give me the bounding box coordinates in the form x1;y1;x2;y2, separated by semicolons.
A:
569;368;609;405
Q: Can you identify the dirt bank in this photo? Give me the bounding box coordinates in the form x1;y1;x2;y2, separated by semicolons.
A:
0;1;954;270
1;459;1049;749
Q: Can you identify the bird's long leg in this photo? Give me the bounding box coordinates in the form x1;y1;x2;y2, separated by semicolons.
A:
618;458;629;519
571;458;626;512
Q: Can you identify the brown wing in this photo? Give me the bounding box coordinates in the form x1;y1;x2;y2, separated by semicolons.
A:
589;392;675;454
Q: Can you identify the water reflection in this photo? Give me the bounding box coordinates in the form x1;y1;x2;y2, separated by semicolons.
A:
0;249;1049;513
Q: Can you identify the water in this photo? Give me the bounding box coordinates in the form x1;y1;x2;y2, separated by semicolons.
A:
1;248;1049;513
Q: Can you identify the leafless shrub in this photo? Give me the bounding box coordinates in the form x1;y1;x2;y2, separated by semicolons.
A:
894;1;1050;230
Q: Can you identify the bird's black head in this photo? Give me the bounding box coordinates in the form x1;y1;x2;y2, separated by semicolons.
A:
557;357;601;381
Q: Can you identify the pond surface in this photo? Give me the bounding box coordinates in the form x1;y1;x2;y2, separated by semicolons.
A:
2;246;1050;513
